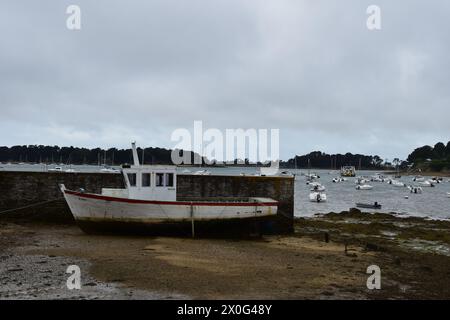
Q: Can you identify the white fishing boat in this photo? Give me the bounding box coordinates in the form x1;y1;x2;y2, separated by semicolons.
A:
309;191;327;202
412;176;425;182
356;184;373;190
48;166;63;172
60;143;278;235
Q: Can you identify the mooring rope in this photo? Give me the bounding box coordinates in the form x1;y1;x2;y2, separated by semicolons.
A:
0;199;63;215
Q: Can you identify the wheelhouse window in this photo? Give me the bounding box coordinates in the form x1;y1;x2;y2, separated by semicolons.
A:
156;173;164;187
127;173;137;187
165;173;174;187
142;173;151;187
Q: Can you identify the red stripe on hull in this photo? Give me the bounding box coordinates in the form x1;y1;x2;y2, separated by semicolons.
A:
64;190;278;207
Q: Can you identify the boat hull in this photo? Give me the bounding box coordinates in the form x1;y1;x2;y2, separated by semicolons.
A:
61;188;278;235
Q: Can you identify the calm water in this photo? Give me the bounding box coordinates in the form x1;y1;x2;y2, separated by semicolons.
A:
292;169;450;220
1;164;449;220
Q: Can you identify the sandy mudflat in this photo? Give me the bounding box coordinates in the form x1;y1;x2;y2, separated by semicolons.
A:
1;214;450;299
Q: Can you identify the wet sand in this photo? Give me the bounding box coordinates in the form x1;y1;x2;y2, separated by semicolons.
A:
1;212;450;299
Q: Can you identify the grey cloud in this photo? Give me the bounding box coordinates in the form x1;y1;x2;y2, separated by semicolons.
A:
0;0;449;160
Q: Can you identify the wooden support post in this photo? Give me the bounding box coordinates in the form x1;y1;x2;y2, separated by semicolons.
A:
190;203;195;238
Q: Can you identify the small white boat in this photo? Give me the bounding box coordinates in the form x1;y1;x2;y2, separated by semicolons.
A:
332;177;346;183
309;192;327;202
194;169;211;175
60;143;278;235
310;184;326;192
65;169;77;173
355;177;369;185
48;166;63;172
356;184;373;190
100;166;121;173
306;173;320;180
412;176;425;182
389;180;406;187
407;185;423;194
446;192;450;198
419;181;435;187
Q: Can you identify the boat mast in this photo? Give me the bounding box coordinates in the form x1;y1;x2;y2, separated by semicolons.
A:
131;141;140;166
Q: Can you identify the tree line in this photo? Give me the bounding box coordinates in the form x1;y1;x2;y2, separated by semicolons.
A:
406;141;450;172
0;145;178;165
280;151;385;169
1;141;449;171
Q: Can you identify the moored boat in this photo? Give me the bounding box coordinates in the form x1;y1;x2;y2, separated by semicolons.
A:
407;185;423;194
419;181;435;187
309;191;327;202
388;180;406;187
310;184;326;192
356;184;373;190
340;166;356;177
356;202;381;209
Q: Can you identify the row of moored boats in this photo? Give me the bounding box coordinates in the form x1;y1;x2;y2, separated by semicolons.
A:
306;172;450;203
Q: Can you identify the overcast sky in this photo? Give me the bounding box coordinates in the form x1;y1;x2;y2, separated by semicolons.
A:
1;0;449;161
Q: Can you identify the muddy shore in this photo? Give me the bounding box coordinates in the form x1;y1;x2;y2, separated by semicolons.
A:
1;210;450;299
